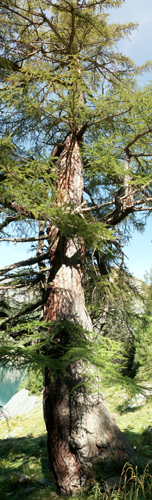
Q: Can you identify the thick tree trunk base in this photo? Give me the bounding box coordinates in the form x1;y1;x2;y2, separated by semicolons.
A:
43;364;136;496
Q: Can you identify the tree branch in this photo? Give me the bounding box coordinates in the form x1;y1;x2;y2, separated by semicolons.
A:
81;200;115;212
0;300;43;328
77;107;133;137
4;199;35;219
0;215;20;231
0;55;21;72
0;234;48;243
0;266;52;284
99;193;152;226
124;127;152;151
130;151;152;158
0;250;50;274
40;9;69;51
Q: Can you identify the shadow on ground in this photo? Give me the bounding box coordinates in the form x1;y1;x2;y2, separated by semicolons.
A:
0;433;56;500
117;403;145;414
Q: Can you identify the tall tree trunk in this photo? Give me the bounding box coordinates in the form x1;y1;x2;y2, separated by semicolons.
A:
43;134;136;496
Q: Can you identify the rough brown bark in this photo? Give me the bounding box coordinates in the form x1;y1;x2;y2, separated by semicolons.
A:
43;134;136;496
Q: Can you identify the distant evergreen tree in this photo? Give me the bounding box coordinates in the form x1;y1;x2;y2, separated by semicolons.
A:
21;368;43;395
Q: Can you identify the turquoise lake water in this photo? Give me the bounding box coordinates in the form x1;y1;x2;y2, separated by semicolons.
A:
0;368;25;407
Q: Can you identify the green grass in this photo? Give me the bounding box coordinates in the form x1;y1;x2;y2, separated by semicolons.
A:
0;397;56;499
104;383;152;462
0;388;152;499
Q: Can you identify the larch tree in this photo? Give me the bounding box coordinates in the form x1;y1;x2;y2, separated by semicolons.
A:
0;0;152;495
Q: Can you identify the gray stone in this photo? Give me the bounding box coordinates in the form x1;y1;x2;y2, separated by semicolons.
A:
24;486;35;493
127;393;146;408
101;475;122;493
38;477;50;486
0;389;41;419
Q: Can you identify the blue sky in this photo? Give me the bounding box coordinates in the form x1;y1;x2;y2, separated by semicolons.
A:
1;0;152;280
110;0;152;69
109;0;152;280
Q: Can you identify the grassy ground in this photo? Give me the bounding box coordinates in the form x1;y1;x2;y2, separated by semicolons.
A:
0;397;56;499
105;384;152;461
1;386;152;500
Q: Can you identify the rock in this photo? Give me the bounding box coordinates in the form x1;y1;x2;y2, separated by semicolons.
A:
0;389;41;419
24;486;35;493
38;477;50;486
101;475;122;493
127;393;146;408
18;474;29;484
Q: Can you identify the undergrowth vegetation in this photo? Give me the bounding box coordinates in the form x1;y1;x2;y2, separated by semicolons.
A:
1;384;152;500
